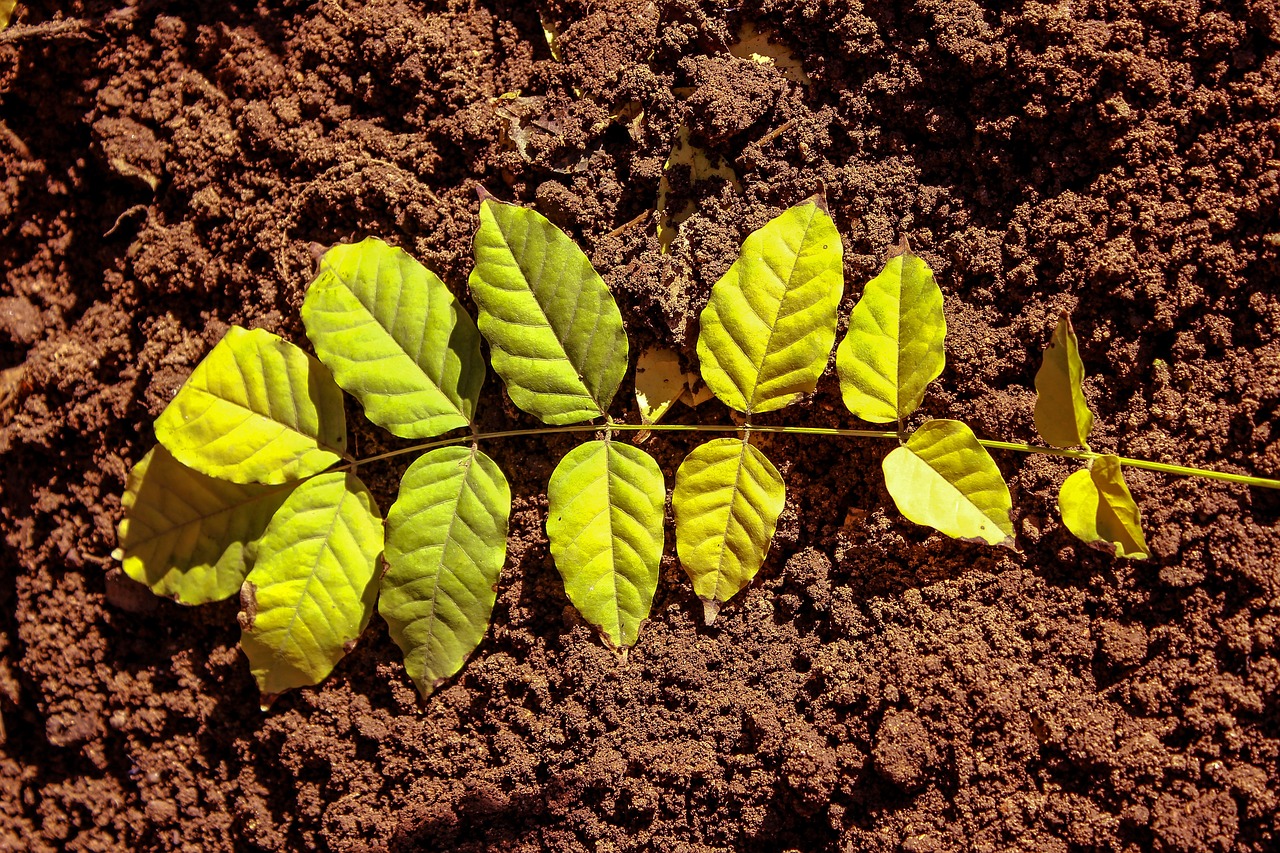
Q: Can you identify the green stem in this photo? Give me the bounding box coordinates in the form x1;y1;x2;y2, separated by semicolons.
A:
337;422;1280;490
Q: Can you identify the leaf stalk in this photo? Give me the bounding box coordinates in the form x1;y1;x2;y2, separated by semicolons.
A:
336;423;1280;490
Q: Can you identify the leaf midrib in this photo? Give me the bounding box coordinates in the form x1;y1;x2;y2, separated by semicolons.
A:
746;205;819;413
487;210;604;415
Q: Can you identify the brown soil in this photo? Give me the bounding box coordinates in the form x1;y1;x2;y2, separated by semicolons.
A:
3;1;1280;850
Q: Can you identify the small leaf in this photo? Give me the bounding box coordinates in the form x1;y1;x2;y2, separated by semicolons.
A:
697;200;844;415
635;346;695;435
882;419;1014;546
302;238;484;439
155;326;347;485
0;1;15;30
1058;455;1149;559
238;471;383;699
672;438;785;623
547;439;665;649
381;447;511;697
836;245;946;423
469;199;628;424
1034;314;1094;449
114;446;296;604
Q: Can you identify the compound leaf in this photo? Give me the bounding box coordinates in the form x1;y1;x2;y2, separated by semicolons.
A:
469;199;628;424
672;438;785;624
155;326;347;485
1059;455;1149;559
238;471;383;700
302;238;484;439
882;419;1014;546
697;200;844;414
836;245;946;423
114;446;296;604
547;440;665;649
381;446;511;698
1034;314;1094;449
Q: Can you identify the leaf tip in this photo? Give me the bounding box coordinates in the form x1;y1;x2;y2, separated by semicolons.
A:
701;597;722;625
110;547;124;562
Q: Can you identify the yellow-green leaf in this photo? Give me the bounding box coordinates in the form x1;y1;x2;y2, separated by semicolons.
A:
882;419;1014;546
382;447;511;697
155;326;347;485
0;1;15;30
238;472;383;701
1034;314;1094;449
672;438;785;624
113;446;296;604
836;245;946;423
696;200;844;415
1058;455;1149;559
302;238;484;439
469;199;628;424
546;440;665;649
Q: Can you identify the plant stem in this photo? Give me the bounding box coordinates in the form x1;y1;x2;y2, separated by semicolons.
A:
338;422;1280;490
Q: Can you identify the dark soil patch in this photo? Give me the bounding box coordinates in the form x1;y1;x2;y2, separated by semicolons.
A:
2;1;1279;851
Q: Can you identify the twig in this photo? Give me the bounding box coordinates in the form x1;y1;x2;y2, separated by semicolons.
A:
0;18;93;45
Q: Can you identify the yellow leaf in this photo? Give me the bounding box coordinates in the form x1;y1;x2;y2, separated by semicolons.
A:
1058;456;1149;559
1034;314;1094;449
882;419;1014;546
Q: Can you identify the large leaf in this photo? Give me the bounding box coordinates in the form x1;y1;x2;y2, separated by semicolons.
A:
238;471;383;700
1059;455;1149;559
382;446;511;697
836;245;946;423
672;438;785;624
302;238;484;439
546;440;665;649
113;446;296;604
1034;314;1094;449
155;326;347;485
696;200;844;415
469;199;628;424
882;419;1014;546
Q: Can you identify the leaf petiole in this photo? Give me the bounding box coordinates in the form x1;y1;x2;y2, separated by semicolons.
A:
336;423;1280;490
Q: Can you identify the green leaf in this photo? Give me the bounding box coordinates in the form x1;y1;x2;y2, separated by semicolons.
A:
696;200;844;414
882;419;1014;546
836;244;946;423
1034;314;1094;449
672;438;786;624
381;447;511;697
546;439;665;649
238;471;383;700
113;446;296;604
0;1;15;30
302;238;484;439
469;198;628;424
155;326;347;485
1058;455;1149;559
